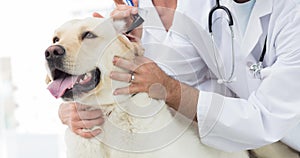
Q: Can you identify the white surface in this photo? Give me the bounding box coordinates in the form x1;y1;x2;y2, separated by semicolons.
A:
5;132;65;158
0;0;113;158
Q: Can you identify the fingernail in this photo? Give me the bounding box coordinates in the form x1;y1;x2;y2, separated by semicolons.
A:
113;90;118;95
95;129;102;134
110;72;113;78
112;57;116;65
92;129;101;136
112;56;118;65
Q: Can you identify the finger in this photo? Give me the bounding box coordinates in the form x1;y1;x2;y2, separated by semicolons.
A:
113;86;130;95
113;56;138;72
72;118;105;129
125;33;141;42
70;109;102;121
111;10;129;20
113;0;125;5
111;7;131;19
70;106;92;121
58;102;74;124
111;5;137;19
113;84;144;95
114;0;138;7
75;129;102;138
132;0;139;7
78;110;103;120
70;110;81;122
131;7;138;14
93;12;104;18
110;71;132;83
59;102;75;112
74;103;93;111
115;4;132;10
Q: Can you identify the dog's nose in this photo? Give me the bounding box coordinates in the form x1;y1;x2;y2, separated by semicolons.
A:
45;45;65;59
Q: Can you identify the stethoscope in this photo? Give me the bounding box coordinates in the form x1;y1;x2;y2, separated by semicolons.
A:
208;0;266;83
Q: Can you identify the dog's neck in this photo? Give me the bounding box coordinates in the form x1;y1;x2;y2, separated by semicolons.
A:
100;92;169;132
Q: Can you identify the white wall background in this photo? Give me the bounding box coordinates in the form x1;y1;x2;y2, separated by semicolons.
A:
0;0;113;158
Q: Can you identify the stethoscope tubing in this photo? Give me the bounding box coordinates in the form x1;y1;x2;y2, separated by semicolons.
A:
209;0;234;33
209;0;236;83
209;0;267;82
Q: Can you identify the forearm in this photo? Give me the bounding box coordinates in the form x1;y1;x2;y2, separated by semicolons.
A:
165;77;199;120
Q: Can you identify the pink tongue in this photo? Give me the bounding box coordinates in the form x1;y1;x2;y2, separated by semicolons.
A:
47;75;79;98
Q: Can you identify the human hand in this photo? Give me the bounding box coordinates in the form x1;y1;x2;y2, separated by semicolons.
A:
110;56;176;100
110;0;142;38
110;56;199;120
58;102;104;138
92;12;104;18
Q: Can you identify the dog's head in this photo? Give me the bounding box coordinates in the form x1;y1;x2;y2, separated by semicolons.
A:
45;17;143;105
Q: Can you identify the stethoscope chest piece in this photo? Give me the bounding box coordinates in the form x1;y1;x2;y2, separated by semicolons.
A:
249;37;267;79
249;62;263;79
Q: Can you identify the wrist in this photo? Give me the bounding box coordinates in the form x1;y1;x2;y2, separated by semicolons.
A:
164;76;199;120
164;76;181;109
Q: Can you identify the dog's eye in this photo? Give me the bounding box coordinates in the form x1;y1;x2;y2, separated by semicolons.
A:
82;31;97;40
53;37;59;43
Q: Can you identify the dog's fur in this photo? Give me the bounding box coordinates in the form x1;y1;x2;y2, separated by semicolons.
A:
45;17;298;158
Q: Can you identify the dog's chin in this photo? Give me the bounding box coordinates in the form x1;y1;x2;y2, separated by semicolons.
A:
47;67;101;101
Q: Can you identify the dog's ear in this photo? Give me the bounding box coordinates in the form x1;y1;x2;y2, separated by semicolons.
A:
45;75;51;84
125;34;144;56
113;19;144;57
132;41;144;56
118;35;144;57
113;20;127;34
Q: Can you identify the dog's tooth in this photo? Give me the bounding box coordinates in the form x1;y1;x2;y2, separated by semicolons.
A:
83;74;88;80
79;79;84;84
86;72;92;77
83;72;91;81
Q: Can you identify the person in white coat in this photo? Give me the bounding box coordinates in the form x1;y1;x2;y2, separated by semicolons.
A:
110;0;300;153
58;0;300;155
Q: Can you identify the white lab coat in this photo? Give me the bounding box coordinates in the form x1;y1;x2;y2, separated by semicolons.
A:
138;0;300;152
193;0;300;152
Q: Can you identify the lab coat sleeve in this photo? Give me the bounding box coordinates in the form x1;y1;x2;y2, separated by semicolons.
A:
198;79;300;152
197;14;300;152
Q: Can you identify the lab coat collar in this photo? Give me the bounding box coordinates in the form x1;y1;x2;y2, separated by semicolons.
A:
240;0;273;59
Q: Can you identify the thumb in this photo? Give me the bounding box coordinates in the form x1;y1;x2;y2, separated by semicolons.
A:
93;12;104;18
113;0;125;5
114;0;139;7
132;0;139;7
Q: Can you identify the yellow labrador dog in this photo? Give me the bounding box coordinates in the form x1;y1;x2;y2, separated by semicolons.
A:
44;17;298;158
44;17;249;158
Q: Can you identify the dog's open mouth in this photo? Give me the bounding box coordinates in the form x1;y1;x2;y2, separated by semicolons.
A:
47;68;101;99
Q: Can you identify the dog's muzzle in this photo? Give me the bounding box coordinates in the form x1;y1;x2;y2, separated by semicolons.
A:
45;45;101;100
